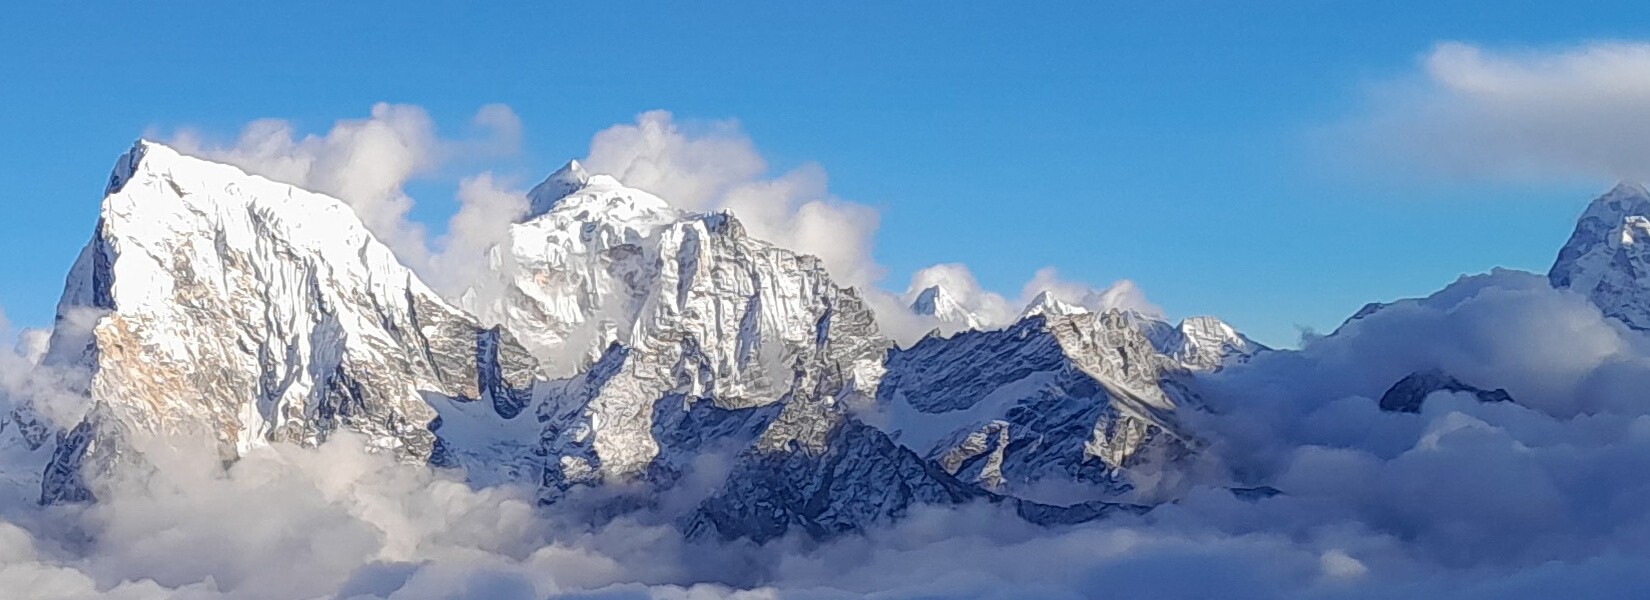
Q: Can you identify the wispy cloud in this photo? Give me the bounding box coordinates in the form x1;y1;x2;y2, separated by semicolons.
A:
1339;40;1650;182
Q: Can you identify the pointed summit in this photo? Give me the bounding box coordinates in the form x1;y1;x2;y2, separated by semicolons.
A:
911;285;982;330
1019;290;1086;319
525;159;592;219
1605;180;1650;200
1550;182;1650;329
106;139;154;195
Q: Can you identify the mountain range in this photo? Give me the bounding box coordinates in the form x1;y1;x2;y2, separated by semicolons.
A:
1;142;1642;542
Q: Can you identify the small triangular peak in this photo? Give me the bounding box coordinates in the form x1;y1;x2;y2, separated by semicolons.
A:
1574;181;1650;224
910;285;954;316
1171;315;1267;369
524;159;592;219
910;284;982;330
105;139;202;196
1604;180;1650;199
106;139;153;195
1019;290;1086;319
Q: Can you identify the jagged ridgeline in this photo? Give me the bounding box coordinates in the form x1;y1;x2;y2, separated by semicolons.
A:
1;141;1262;540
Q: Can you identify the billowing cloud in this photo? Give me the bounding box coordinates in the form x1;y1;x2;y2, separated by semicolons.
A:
167;102;525;276
583;111;883;287
1020;267;1161;318
581;111;1170;345
903;262;1019;326
900;263;1161;334
426;173;531;298
1342;40;1650;181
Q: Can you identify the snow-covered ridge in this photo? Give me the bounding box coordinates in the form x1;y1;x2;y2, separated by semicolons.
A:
31;140;539;502
879;309;1258;500
910;284;983;330
1550;181;1650;330
450;163;892;500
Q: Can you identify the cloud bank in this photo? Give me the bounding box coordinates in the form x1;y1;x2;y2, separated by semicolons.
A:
1343;40;1650;181
8;268;1650;599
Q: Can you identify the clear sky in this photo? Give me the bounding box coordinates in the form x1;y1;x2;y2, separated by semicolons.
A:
1;1;1642;347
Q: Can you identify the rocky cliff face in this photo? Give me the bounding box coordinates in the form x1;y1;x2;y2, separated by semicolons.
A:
22;141;539;503
445;166;886;487
878;310;1257;501
1377;369;1514;413
1550;182;1650;330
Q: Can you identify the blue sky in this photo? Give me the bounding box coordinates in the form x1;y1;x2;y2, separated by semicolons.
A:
0;2;1642;347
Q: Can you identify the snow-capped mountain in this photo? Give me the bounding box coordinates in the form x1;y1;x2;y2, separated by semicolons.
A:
434;161;1169;539
1;141;1267;541
879;310;1257;500
910;284;983;330
15;141;540;503
1550;182;1650;330
1019;290;1088;319
449;163;887;486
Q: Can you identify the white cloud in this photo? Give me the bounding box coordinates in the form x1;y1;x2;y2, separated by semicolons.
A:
1343;40;1650;181
167;102;524;274
1020;267;1161;318
903;262;1018;326
426;173;530;299
161;106;1174;346
582;111;884;287
581;111;1175;345
900;263;1162;334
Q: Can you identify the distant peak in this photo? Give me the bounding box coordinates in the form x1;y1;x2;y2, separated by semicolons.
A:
558;159;589;183
911;285;951;313
1582;181;1650;218
1606;181;1650;199
1549;180;1650;329
524;159;593;219
910;284;982;330
1020;290;1085;319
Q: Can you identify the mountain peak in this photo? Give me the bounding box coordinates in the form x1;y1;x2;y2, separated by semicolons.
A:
911;285;952;313
1605;180;1650;200
524;159;593;219
31;140;542;503
1576;181;1650;224
106;139;195;195
1550;183;1650;329
1020;290;1086;319
910;284;981;329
